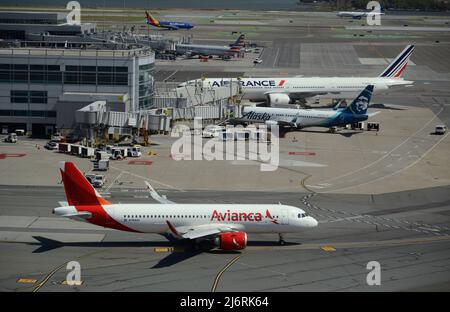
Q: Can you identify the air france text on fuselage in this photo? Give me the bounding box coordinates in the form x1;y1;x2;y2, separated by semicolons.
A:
211;80;284;88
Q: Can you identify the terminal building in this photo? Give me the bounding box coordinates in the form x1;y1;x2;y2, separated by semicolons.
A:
0;11;240;139
0;11;96;40
0;44;155;137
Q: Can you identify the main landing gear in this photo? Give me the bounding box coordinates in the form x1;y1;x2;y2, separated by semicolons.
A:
278;233;286;246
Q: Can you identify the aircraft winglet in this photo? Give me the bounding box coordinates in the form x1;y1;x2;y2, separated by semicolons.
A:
145;181;176;204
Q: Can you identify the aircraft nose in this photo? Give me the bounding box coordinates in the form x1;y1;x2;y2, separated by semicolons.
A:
306;216;318;228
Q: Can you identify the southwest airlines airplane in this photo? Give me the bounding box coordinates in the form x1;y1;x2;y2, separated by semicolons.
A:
179;45;414;105
145;11;194;30
53;162;318;249
240;85;373;130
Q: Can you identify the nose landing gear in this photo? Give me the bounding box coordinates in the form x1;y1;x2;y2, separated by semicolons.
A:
278;233;286;246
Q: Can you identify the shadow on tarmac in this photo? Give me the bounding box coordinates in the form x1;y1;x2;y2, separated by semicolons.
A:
29;236;299;268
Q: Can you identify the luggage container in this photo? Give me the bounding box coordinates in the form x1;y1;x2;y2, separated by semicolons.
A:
250;130;270;142
218;131;234;141
70;145;82;156
58;143;71;153
95;151;110;161
235;130;251;141
93;159;109;171
81;146;95;158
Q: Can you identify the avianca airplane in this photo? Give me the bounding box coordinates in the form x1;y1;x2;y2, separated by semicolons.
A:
179;45;414;105
241;85;374;130
53;162;318;249
145;11;194;30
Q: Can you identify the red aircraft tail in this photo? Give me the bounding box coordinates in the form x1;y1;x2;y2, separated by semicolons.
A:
59;161;111;206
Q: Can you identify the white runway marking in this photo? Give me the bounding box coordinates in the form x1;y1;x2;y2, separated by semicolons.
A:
314;107;444;185
329;132;450;193
272;48;280;68
110;165;185;192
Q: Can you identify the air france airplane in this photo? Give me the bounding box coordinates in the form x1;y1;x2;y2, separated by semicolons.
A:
145;11;194;30
179;45;414;105
240;85;374;130
53;162;318;249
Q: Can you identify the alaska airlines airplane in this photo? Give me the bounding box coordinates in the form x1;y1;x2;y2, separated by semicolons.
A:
179;45;414;105
240;85;374;130
145;11;194;30
53;162;318;249
337;11;385;19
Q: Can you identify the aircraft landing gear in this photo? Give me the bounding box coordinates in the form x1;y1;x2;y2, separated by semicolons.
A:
278;233;286;246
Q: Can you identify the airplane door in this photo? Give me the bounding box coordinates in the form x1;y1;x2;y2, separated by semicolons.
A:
105;207;115;226
280;208;289;225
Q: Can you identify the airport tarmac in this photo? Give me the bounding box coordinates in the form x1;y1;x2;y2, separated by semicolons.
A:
1;9;450;291
0;185;449;291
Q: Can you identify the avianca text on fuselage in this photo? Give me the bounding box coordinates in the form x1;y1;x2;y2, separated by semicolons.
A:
211;79;285;88
211;209;279;224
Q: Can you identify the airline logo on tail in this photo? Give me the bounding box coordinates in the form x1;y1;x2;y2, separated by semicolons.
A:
231;34;245;48
379;45;415;78
344;85;374;115
145;11;160;27
60;161;111;206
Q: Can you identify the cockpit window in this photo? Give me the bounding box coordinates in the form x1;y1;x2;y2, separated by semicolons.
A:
298;213;308;218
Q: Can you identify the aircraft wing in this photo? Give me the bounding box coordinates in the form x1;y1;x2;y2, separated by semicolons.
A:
368;111;380;117
145;181;176;204
263;91;328;100
166;221;237;240
286;91;329;99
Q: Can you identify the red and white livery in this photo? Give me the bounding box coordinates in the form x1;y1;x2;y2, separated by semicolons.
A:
54;162;318;250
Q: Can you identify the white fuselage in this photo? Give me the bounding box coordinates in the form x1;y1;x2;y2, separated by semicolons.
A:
337;11;384;18
55;204;318;234
242;106;339;128
176;44;236;57
181;77;411;101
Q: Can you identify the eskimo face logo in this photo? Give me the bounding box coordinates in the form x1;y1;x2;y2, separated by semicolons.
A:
355;95;369;112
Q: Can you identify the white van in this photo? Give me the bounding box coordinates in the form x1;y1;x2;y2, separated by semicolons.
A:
435;125;446;135
202;125;225;138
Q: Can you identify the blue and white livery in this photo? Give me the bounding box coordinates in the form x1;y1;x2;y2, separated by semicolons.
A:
240;85;374;129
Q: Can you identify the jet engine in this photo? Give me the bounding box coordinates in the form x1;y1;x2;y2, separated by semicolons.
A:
265;120;279;127
266;93;291;106
215;231;247;250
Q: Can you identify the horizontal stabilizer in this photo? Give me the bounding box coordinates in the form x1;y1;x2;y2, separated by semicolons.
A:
61;211;92;220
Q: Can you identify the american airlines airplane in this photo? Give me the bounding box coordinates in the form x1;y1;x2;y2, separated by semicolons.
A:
179;45;414;105
336;11;385;19
175;35;245;59
240;85;374;130
53;162;318;249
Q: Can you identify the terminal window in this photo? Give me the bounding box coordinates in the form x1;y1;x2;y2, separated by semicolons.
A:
11;90;48;104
